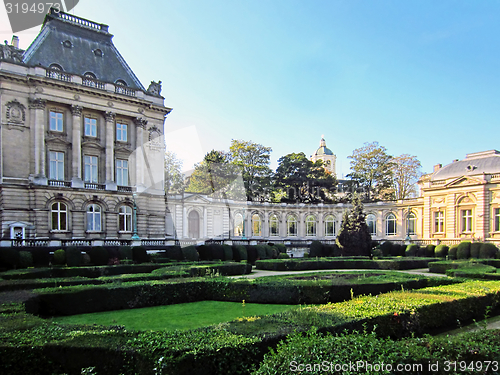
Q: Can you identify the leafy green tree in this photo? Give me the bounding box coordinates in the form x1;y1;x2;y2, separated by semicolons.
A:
274;152;337;203
164;151;186;193
348;142;394;201
229;139;273;201
336;193;372;256
186;150;243;198
392;154;422;200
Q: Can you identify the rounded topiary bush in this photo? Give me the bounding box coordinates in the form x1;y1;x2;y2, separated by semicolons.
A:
380;241;393;257
132;246;148;263
118;246;133;260
302;252;309;258
309;241;324;257
89;246;109;266
278;252;290;259
425;244;436;257
18;251;33;268
208;244;224;260
247;246;258;264
32;248;50;267
264;245;274;259
434;244;449;258
457;241;471;259
448;245;458;260
232;245;247;262
53;249;66;266
479;243;499;259
182;245;199;261
274;243;287;253
372;248;383;258
255;245;267;260
223;244;233;261
197;245;210;261
66;246;81;267
470;242;482;258
405;244;419;257
166;245;183;261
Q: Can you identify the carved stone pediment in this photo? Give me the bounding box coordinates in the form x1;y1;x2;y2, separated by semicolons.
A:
82;139;104;150
46;133;71;145
445;176;484;188
184;194;211;204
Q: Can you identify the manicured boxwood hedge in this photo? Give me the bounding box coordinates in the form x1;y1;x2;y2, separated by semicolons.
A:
255;258;436;271
4;280;500;375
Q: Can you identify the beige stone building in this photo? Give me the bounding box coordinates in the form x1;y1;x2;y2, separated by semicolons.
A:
0;9;171;246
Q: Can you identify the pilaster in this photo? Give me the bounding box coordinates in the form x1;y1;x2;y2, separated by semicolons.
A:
29;98;47;184
71;105;83;187
105;111;116;190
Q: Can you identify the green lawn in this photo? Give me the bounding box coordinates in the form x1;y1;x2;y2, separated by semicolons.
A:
52;301;298;331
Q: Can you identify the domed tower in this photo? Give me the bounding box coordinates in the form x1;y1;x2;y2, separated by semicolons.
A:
311;136;336;176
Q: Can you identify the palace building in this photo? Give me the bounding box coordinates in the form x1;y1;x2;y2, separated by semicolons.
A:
1;10;499;249
0;9;170;246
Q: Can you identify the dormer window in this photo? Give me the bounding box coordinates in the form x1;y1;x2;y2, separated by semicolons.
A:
62;40;72;48
115;79;127;86
93;49;103;57
84;72;97;79
49;63;63;71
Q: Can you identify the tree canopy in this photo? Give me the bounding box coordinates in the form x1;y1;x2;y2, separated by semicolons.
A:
164;151;186;193
347;142;394;201
229;139;273;201
274;152;337;203
392;154;422;200
335;193;372;256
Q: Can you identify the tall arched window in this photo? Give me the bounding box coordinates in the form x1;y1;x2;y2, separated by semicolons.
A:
306;215;316;236
366;214;377;235
252;214;262;237
287;216;297;237
234;213;244;237
269;214;279;236
324;215;335;237
87;204;101;232
118;205;132;232
386;213;396;235
407;212;417;235
51;202;68;231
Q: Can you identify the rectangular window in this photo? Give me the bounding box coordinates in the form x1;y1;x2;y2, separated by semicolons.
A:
270;218;278;236
49;111;63;132
461;209;473;232
116;123;127;142
116;159;128;186
325;221;336;236
495;208;500;232
434;211;444;233
84;117;97;137
49;151;64;181
84;155;98;183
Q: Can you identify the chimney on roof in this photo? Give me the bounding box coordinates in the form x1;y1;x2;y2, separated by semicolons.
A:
433;164;442;172
11;35;19;48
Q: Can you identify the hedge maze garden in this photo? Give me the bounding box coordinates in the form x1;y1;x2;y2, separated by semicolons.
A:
1;240;500;374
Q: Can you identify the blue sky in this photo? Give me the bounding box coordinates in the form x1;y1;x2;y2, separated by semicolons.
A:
2;0;499;177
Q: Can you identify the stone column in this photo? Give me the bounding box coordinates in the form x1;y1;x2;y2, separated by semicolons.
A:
71;105;83;187
183;206;188;238
134;117;147;192
203;206;208;238
104;112;116;190
29;98;47;184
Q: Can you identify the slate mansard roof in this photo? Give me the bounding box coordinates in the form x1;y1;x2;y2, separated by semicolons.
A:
431;150;500;181
21;9;145;90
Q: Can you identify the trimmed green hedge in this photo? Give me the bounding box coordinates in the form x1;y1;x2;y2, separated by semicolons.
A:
255;258;436;271
5;280;500;375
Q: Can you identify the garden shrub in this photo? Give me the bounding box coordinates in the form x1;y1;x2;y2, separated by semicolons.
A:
302;252;309;257
231;245;247;262
309;241;323;257
445;263;497;278
434;244;448;258
274;243;287;253
197;245;210;261
371;248;382;258
457;241;471;259
470;242;482;258
165;246;182;261
132;246;148;263
254;245;267;260
53;249;66;266
207;244;224;260
246;246;257;264
479;243;498;259
18;251;33;268
416;245;426;257
379;241;393;256
425;244;435;257
223;244;233;261
31;248;50;267
0;247;20;269
118;246;133;260
448;245;458;260
88;246;108;266
65;246;81;267
264;245;274;259
278;253;289;259
182;245;199;261
405;244;419;257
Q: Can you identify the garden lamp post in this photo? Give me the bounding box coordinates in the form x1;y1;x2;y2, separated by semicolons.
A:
132;193;140;241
